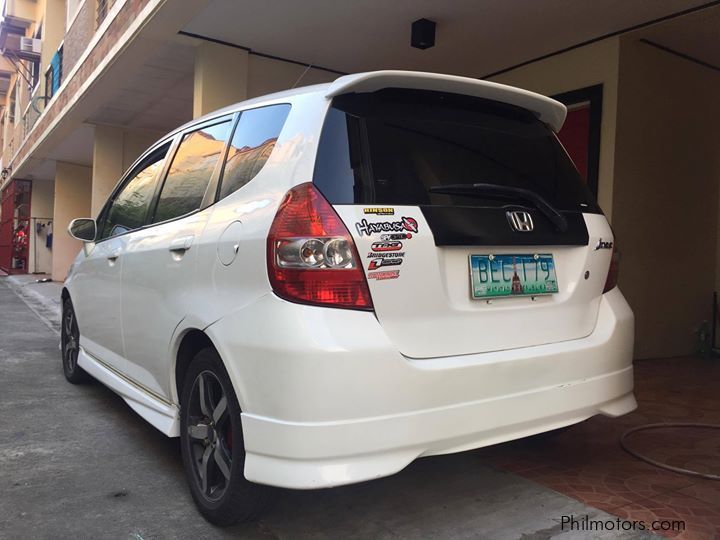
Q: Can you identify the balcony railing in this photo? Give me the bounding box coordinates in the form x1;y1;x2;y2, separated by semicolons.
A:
96;0;117;28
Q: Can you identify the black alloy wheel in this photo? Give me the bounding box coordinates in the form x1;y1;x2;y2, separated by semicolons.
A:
180;348;272;525
61;298;90;384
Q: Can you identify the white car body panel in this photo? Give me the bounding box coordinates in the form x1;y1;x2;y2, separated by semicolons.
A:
72;235;127;372
64;70;636;491
334;208;613;358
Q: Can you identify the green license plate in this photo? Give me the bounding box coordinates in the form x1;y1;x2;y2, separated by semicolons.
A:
470;254;559;299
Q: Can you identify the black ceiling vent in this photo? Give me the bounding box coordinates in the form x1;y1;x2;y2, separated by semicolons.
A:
411;18;436;50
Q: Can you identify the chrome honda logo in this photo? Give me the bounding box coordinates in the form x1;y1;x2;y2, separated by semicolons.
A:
507;211;534;232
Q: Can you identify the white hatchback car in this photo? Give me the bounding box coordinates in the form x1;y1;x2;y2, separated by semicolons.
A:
63;70;636;524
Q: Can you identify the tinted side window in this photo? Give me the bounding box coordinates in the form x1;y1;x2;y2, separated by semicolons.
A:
219;104;291;199
100;145;168;240
153;120;233;223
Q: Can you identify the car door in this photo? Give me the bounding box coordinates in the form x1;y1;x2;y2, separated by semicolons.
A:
120;116;235;399
72;144;170;373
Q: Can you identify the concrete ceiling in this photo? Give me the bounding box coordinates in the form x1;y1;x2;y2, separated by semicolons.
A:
85;40;194;132
635;3;720;68
182;0;712;77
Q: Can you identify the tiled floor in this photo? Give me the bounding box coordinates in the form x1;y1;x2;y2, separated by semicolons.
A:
479;356;720;539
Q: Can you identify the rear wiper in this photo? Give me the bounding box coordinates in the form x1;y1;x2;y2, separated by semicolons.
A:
428;183;568;232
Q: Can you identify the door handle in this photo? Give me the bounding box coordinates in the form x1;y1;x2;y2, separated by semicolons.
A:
107;248;121;263
169;235;194;253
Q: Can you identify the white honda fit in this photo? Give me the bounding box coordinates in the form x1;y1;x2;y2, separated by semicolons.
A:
63;71;635;524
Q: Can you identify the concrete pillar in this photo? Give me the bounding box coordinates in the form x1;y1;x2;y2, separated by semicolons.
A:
52;162;92;281
193;41;248;118
91;126;159;216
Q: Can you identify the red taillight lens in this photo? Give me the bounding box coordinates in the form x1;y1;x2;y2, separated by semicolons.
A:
603;245;620;293
267;183;373;310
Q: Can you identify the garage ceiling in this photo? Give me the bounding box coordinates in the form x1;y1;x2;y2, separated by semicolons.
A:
636;3;720;69
182;0;714;77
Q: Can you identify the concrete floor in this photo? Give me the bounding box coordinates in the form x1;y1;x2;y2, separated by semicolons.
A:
0;277;656;539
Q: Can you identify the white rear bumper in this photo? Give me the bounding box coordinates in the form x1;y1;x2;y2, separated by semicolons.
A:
207;287;635;489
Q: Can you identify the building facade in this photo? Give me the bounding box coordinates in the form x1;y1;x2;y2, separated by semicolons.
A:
0;0;718;359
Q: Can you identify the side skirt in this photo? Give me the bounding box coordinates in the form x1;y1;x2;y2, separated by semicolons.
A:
77;348;180;437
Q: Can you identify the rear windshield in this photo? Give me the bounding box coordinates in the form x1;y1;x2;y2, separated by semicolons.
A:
314;89;599;213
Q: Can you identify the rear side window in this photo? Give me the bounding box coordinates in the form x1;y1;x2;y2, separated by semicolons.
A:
153;119;233;223
100;144;168;240
219;104;291;199
314;89;599;213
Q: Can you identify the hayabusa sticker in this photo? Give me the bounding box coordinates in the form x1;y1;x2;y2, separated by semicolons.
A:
355;217;419;237
371;241;403;252
402;217;419;233
368;258;402;270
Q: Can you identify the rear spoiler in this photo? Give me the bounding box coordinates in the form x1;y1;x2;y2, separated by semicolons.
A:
325;70;567;132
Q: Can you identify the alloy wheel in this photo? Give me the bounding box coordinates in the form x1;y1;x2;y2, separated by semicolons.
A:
186;371;233;502
62;305;80;374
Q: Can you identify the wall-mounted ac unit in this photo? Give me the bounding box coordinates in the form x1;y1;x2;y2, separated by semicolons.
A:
3;34;41;61
19;37;41;60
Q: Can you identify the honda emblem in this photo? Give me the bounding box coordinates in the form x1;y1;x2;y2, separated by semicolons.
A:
507;211;534;232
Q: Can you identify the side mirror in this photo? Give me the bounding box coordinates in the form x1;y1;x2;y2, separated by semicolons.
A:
68;218;97;242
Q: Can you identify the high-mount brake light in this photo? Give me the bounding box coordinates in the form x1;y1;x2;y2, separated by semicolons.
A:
267;183;373;310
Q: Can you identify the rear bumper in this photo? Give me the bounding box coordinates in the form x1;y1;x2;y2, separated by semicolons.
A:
207;288;635;489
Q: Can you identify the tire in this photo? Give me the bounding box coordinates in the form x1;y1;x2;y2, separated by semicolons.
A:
61;297;91;384
180;348;272;526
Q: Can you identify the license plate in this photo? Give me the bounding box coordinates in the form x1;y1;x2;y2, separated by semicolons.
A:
469;254;559;299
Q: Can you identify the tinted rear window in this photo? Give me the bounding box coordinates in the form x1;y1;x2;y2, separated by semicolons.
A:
314;89;599;213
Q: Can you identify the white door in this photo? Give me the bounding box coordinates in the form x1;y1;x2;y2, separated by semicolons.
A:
72;235;126;371
121;118;234;398
74;143;170;373
314;91;614;358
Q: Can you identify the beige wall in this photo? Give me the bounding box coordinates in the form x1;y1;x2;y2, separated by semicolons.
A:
247;55;336;99
41;0;67;78
193;42;249;118
489;38;620;219
52;162;91;281
192;42;338;118
91;126;160;216
613;38;720;359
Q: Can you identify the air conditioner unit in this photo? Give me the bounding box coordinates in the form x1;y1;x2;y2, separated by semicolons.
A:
3;34;41;60
19;37;41;60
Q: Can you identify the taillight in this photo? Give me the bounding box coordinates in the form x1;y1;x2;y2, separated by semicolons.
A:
267;182;373;310
603;244;620;293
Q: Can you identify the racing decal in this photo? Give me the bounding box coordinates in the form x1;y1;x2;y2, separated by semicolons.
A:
371;241;403;252
355;217;419;237
380;232;413;241
366;252;405;259
367;270;400;280
368;257;403;270
363;207;394;216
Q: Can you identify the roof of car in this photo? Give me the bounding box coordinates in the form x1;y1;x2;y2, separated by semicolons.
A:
177;70;567;135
